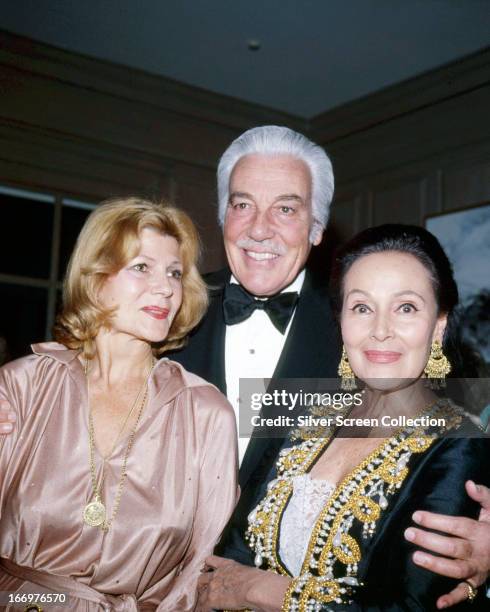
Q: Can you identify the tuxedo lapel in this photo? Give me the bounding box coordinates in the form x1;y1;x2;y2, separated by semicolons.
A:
169;269;228;393
172;268;341;489
239;271;341;489
239;432;286;489
274;270;340;380
198;292;227;393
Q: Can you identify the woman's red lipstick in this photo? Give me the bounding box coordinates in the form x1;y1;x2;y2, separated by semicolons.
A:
364;350;401;363
142;306;169;320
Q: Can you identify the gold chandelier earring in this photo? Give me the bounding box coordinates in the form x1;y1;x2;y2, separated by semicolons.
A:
424;340;451;389
338;346;356;391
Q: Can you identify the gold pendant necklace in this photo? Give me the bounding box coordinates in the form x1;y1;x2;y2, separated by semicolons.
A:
83;493;106;527
83;356;154;531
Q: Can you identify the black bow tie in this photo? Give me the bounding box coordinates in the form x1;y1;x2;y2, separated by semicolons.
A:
223;283;299;334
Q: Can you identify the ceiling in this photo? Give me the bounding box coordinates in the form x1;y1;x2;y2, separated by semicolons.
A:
2;0;490;118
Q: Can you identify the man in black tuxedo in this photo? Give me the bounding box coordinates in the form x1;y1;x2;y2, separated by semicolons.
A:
171;126;340;490
171;125;342;570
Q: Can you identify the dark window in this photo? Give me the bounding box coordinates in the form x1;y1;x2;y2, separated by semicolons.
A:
0;283;48;360
0;192;53;279
0;188;95;363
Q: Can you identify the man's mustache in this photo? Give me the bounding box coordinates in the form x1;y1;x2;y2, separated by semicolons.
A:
235;238;287;256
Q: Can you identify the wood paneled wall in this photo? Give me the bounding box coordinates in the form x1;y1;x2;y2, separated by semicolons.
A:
0;30;304;272
1;30;489;271
313;48;490;243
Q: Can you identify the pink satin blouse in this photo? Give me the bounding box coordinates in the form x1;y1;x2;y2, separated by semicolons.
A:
0;343;238;611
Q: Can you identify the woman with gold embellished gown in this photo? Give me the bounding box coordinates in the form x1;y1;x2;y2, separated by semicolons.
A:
0;198;238;611
196;225;489;611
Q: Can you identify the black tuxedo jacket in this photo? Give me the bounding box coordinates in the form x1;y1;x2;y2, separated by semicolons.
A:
169;267;341;562
169;267;341;485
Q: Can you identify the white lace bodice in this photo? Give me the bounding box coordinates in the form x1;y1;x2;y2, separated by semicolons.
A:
278;473;335;576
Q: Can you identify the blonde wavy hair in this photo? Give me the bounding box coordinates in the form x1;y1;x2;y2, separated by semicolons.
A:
54;197;208;358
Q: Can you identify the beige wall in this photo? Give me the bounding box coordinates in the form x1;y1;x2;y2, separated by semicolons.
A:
1;30;490;271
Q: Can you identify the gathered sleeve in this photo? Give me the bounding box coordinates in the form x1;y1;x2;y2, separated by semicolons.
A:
0;358;37;513
288;436;490;611
0;354;60;450
0;361;27;450
141;384;239;611
0;353;65;472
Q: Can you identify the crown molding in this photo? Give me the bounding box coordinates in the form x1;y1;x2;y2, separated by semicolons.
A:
0;30;306;134
311;46;490;143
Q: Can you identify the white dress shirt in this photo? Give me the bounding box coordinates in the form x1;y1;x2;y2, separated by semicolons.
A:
225;270;306;464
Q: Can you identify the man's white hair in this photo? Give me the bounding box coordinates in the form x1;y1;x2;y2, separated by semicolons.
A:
217;125;334;240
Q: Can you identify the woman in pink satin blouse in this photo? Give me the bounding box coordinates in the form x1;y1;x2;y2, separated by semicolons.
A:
0;197;238;611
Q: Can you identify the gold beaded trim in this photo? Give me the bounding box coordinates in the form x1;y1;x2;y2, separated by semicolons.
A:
309;434;433;581
281;579;299;612
249;401;463;609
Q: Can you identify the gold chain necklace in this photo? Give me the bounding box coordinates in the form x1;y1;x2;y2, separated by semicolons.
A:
82;357;154;531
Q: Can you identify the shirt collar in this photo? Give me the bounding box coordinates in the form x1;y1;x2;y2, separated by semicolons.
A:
31;341;80;364
30;343;211;407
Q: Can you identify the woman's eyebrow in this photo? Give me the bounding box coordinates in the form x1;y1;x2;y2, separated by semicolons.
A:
394;290;426;303
345;289;370;298
134;254;157;262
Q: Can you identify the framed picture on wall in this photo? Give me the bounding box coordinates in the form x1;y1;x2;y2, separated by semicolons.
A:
426;203;490;366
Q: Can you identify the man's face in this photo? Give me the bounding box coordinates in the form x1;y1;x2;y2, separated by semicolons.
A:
223;154;322;296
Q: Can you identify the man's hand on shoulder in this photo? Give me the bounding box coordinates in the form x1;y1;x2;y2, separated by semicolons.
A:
0;399;16;433
405;480;490;608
